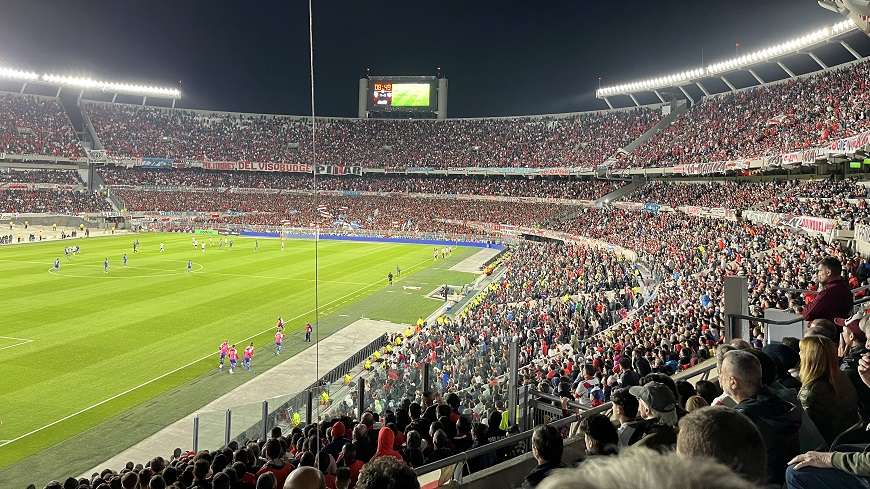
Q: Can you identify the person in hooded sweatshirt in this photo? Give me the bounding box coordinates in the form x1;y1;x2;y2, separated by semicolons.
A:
324;421;349;460
371;427;404;463
720;349;801;486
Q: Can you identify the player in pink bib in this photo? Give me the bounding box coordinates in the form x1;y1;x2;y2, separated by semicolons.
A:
218;340;229;370
228;345;238;374
243;342;255;371
275;331;284;355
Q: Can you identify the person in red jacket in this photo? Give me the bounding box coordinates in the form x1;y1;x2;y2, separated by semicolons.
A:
803;256;853;323
371;427;404;462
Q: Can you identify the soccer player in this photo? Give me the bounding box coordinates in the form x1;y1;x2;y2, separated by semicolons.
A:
305;322;313;342
276;316;285;332
275;329;284;354
123;253;128;266
201;242;206;254
160;242;165;253
387;272;393;286
280;240;285;252
187;259;193;272
103;257;109;274
254;240;259;252
228;344;238;374
218;340;229;369
53;258;60;271
243;342;254;370
192;237;198;249
396;265;401;277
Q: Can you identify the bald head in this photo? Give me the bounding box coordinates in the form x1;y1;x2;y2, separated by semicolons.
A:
283;467;324;489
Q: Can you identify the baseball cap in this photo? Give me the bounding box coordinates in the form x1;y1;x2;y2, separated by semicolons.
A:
629;382;676;413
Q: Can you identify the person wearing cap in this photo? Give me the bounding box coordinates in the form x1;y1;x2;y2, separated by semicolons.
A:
720;350;801;485
628;381;678;452
324;421;349;459
840;315;870;422
802;256;854;323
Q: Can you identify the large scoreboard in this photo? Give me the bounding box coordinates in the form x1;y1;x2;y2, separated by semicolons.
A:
360;75;445;118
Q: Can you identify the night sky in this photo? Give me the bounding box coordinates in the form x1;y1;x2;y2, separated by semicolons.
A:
0;1;849;117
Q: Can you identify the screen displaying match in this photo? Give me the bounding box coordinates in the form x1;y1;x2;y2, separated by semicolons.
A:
368;76;437;112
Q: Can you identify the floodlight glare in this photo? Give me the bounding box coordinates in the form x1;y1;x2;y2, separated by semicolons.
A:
0;65;39;81
597;18;858;98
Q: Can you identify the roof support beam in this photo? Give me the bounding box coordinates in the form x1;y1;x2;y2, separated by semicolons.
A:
677;85;695;105
696;81;711;97
777;61;796;78
629;93;641;107
748;69;765;85
807;52;828;69
603;96;614;110
653;90;666;103
19;82;27;94
841;40;863;60
720;76;737;92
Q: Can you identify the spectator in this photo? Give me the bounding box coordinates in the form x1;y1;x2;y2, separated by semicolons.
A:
721;349;801;485
684;395;708;412
400;431;425;468
799;335;860;445
355;457;419;489
256;439;293;489
841;316;870;421
426;429;452;464
694;380;722;406
579;414;619;456
283;467;324;489
536;447;758;489
627;382;678;451
610;388;644;447
676;406;767;484
617;356;640;388
803;257;853;323
522;425;564;489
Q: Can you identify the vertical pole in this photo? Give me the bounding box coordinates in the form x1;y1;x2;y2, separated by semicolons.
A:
507;339;519;427
724;276;749;341
357;377;366;419
262;400;269;441
423;363;431;394
192;415;200;453
306;390;314;425
224;409;232;448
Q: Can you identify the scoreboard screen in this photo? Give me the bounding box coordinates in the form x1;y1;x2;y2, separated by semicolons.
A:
368;76;437;112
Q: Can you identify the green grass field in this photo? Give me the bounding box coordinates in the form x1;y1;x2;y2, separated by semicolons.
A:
391;83;430;107
0;232;477;482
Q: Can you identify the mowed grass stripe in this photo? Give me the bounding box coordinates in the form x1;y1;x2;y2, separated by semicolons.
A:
0;233;448;467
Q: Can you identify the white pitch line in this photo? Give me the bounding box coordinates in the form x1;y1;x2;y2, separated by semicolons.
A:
0;255;433;448
0;338;33;351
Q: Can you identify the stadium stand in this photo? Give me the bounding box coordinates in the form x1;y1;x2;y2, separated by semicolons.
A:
0;93;84;158
0;168;81;185
0;189;110;213
84;103;661;169
623;59;870;168
98;167;620;200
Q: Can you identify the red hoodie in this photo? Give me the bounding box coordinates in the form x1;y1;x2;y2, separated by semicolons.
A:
372;427;404;462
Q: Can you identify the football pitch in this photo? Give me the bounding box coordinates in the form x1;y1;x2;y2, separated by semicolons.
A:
0;232;477;476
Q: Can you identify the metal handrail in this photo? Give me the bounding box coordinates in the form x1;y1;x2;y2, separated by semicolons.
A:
413;362;717;478
412;403;611;477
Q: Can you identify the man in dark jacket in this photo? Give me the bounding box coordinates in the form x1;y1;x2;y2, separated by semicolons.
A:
522;425;564;488
841;319;870;422
720;349;801;486
803;256;853;323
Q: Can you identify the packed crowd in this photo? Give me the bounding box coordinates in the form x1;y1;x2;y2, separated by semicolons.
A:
0;168;81;185
0;189;110;214
625;59;870;168
115;191;570;231
627;179;796;209
0;94;83;158
98;166;620;201
84;103;660;169
367;242;643;417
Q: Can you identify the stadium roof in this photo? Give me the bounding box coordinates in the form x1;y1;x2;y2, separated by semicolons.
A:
596;19;859;105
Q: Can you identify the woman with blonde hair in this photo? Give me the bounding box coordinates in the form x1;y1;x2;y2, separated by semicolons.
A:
800;335;860;444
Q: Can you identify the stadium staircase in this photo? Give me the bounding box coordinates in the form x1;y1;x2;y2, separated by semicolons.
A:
621;98;688;155
58;93;99;151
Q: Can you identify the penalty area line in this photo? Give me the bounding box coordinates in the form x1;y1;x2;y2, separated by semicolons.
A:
0;256;434;448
